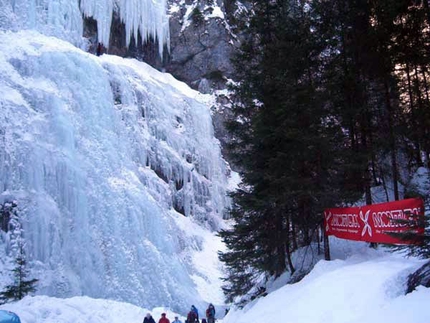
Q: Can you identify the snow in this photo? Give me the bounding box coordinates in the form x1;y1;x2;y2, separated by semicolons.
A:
177;0;225;34
411;167;430;199
0;0;169;55
205;5;224;20
226;171;241;193
180;4;196;33
223;239;430;323
0;30;229;311
1;239;430;323
0;296;185;323
176;0;232;38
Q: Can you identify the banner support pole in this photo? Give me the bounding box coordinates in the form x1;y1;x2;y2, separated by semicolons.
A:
323;222;331;261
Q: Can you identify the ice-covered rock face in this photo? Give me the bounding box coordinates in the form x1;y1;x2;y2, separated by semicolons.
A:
0;30;228;311
0;0;169;55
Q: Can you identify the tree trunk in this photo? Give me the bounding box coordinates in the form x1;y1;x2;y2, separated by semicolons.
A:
317;226;321;255
291;217;298;251
420;67;430;167
405;63;422;165
274;210;287;277
286;216;295;274
384;78;399;201
423;0;430;27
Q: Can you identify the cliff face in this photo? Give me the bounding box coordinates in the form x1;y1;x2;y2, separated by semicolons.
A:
166;0;237;91
164;0;250;169
98;0;249;92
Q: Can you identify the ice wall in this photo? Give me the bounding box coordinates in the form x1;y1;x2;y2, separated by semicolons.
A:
0;0;169;55
0;30;228;311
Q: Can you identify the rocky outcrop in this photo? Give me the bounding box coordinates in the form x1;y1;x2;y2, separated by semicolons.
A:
164;0;248;169
166;0;239;91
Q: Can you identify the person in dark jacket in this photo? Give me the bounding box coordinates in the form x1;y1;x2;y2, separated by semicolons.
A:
159;313;170;323
96;43;102;56
144;313;156;323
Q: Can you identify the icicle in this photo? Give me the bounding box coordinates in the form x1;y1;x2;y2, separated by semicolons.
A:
4;0;170;57
80;0;170;57
115;0;170;57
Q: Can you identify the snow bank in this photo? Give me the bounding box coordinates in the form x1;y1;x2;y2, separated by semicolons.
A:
0;295;178;323
224;246;430;323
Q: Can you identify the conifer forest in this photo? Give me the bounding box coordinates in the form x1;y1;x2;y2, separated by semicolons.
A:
219;0;430;304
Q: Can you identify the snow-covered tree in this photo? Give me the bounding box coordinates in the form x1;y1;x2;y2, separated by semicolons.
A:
0;202;38;304
0;244;38;304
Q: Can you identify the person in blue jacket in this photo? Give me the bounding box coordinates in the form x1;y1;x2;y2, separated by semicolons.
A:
0;310;21;323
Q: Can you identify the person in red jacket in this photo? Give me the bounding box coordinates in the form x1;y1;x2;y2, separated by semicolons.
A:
159;313;170;323
187;310;198;323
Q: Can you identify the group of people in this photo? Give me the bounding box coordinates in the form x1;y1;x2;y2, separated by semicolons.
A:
143;304;216;323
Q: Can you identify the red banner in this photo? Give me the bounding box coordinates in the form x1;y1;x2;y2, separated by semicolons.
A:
324;198;424;244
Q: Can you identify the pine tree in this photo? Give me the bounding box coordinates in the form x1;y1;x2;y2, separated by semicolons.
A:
315;0;378;204
0;200;17;233
0;202;38;304
220;0;358;303
389;1;430;168
0;245;38;304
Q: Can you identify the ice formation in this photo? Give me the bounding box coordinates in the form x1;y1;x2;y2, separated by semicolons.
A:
0;0;169;55
0;30;228;311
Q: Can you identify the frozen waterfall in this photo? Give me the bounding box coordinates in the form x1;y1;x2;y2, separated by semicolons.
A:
0;30;228;311
0;0;169;55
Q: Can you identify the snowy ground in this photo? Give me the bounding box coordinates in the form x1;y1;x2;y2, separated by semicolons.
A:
1;238;430;323
225;247;430;323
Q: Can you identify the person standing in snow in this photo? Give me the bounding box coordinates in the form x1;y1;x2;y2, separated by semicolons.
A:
144;313;156;323
159;313;170;323
205;304;215;323
191;305;199;321
187;308;198;323
172;315;182;323
96;43;102;56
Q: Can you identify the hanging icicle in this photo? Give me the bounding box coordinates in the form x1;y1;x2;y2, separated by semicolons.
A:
2;0;170;56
